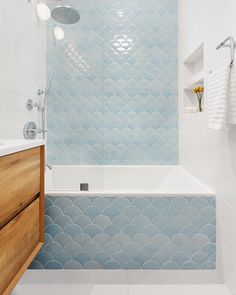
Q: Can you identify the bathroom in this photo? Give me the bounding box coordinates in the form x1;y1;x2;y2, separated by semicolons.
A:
0;0;236;294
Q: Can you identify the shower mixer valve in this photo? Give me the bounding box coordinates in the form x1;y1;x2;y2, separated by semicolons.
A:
23;121;47;139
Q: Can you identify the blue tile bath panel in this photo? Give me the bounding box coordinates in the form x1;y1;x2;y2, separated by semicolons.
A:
30;196;216;270
47;0;179;165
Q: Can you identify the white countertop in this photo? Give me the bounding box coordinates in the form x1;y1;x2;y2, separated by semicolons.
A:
0;139;45;157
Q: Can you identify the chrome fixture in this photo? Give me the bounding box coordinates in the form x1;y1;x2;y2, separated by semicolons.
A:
40;66;55;140
46;164;53;170
37;89;45;96
51;6;80;25
26;98;40;111
23;121;47;139
216;36;236;67
80;183;89;191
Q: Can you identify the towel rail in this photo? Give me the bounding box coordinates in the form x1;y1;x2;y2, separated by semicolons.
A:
216;36;236;67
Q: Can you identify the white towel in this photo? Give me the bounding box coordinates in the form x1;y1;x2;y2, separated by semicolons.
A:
227;65;236;125
208;67;230;130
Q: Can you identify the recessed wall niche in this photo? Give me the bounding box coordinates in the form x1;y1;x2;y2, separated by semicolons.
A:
183;43;204;113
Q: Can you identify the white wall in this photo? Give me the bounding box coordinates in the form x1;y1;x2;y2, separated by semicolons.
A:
0;0;46;138
179;0;236;293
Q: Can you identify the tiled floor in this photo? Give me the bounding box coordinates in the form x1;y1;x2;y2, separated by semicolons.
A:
12;284;231;295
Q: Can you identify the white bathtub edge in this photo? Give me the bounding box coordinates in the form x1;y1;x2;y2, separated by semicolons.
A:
45;191;215;197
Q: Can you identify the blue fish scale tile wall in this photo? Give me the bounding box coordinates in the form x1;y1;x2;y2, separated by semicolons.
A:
47;0;178;165
31;196;216;270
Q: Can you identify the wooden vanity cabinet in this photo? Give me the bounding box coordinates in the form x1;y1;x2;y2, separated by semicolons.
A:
0;146;44;295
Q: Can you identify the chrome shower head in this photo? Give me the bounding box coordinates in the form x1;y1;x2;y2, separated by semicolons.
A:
51;5;80;25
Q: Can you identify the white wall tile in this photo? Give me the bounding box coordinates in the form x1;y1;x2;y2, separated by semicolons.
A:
0;0;46;139
180;0;236;293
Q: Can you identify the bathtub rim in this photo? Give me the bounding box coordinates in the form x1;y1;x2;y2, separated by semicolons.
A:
45;191;215;197
45;165;215;196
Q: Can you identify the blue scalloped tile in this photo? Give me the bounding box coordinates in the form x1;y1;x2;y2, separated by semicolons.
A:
94;233;111;247
64;242;82;257
64;260;82;269
124;261;141;269
47;0;178;165
74;233;92;247
31;195;216;270
133;252;150;267
171;234;189;247
152;251;169;266
123;206;140;219
152;233;170;249
104;260;121;269
29;261;43;269
103;242;121;256
113;215;131;229
55;215;73;229
162;261;180;270
143;206;161;220
143;242;160;257
103;206;121;220
94;252;110;266
192;252;210;265
93;216;112;230
74;252;91;266
73;198;92;211
84;224;101;238
171;198;189;210
55;252;72;265
45;261;63;269
143;224;161;237
94;198;112;211
84;261;102;269
45;206;63;221
54;197;73;210
172;252;189;266
64;207;83;221
84;243;101;258
182;261;199;270
45;224;63;238
35;252;53;267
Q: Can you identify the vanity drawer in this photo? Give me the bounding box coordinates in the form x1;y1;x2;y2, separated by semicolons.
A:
0;198;40;294
0;147;40;228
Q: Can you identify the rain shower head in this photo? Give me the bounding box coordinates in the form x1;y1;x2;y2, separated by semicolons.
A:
51;6;80;25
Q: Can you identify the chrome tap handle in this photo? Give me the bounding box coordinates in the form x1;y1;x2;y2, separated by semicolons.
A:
26;99;40;111
30;128;47;134
37;89;45;96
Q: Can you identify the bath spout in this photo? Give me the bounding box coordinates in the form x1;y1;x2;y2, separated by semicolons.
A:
46;164;53;170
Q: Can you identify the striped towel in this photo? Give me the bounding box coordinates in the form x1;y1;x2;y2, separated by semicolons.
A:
227;65;236;125
208;67;230;129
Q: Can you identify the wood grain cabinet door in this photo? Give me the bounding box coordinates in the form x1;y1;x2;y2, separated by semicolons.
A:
0;198;40;294
0;148;40;229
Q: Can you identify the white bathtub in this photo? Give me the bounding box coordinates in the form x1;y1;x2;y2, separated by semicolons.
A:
45;166;214;196
41;166;218;281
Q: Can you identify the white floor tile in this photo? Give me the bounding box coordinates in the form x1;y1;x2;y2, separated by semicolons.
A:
12;284;93;295
13;284;231;295
128;284;232;295
90;285;129;295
